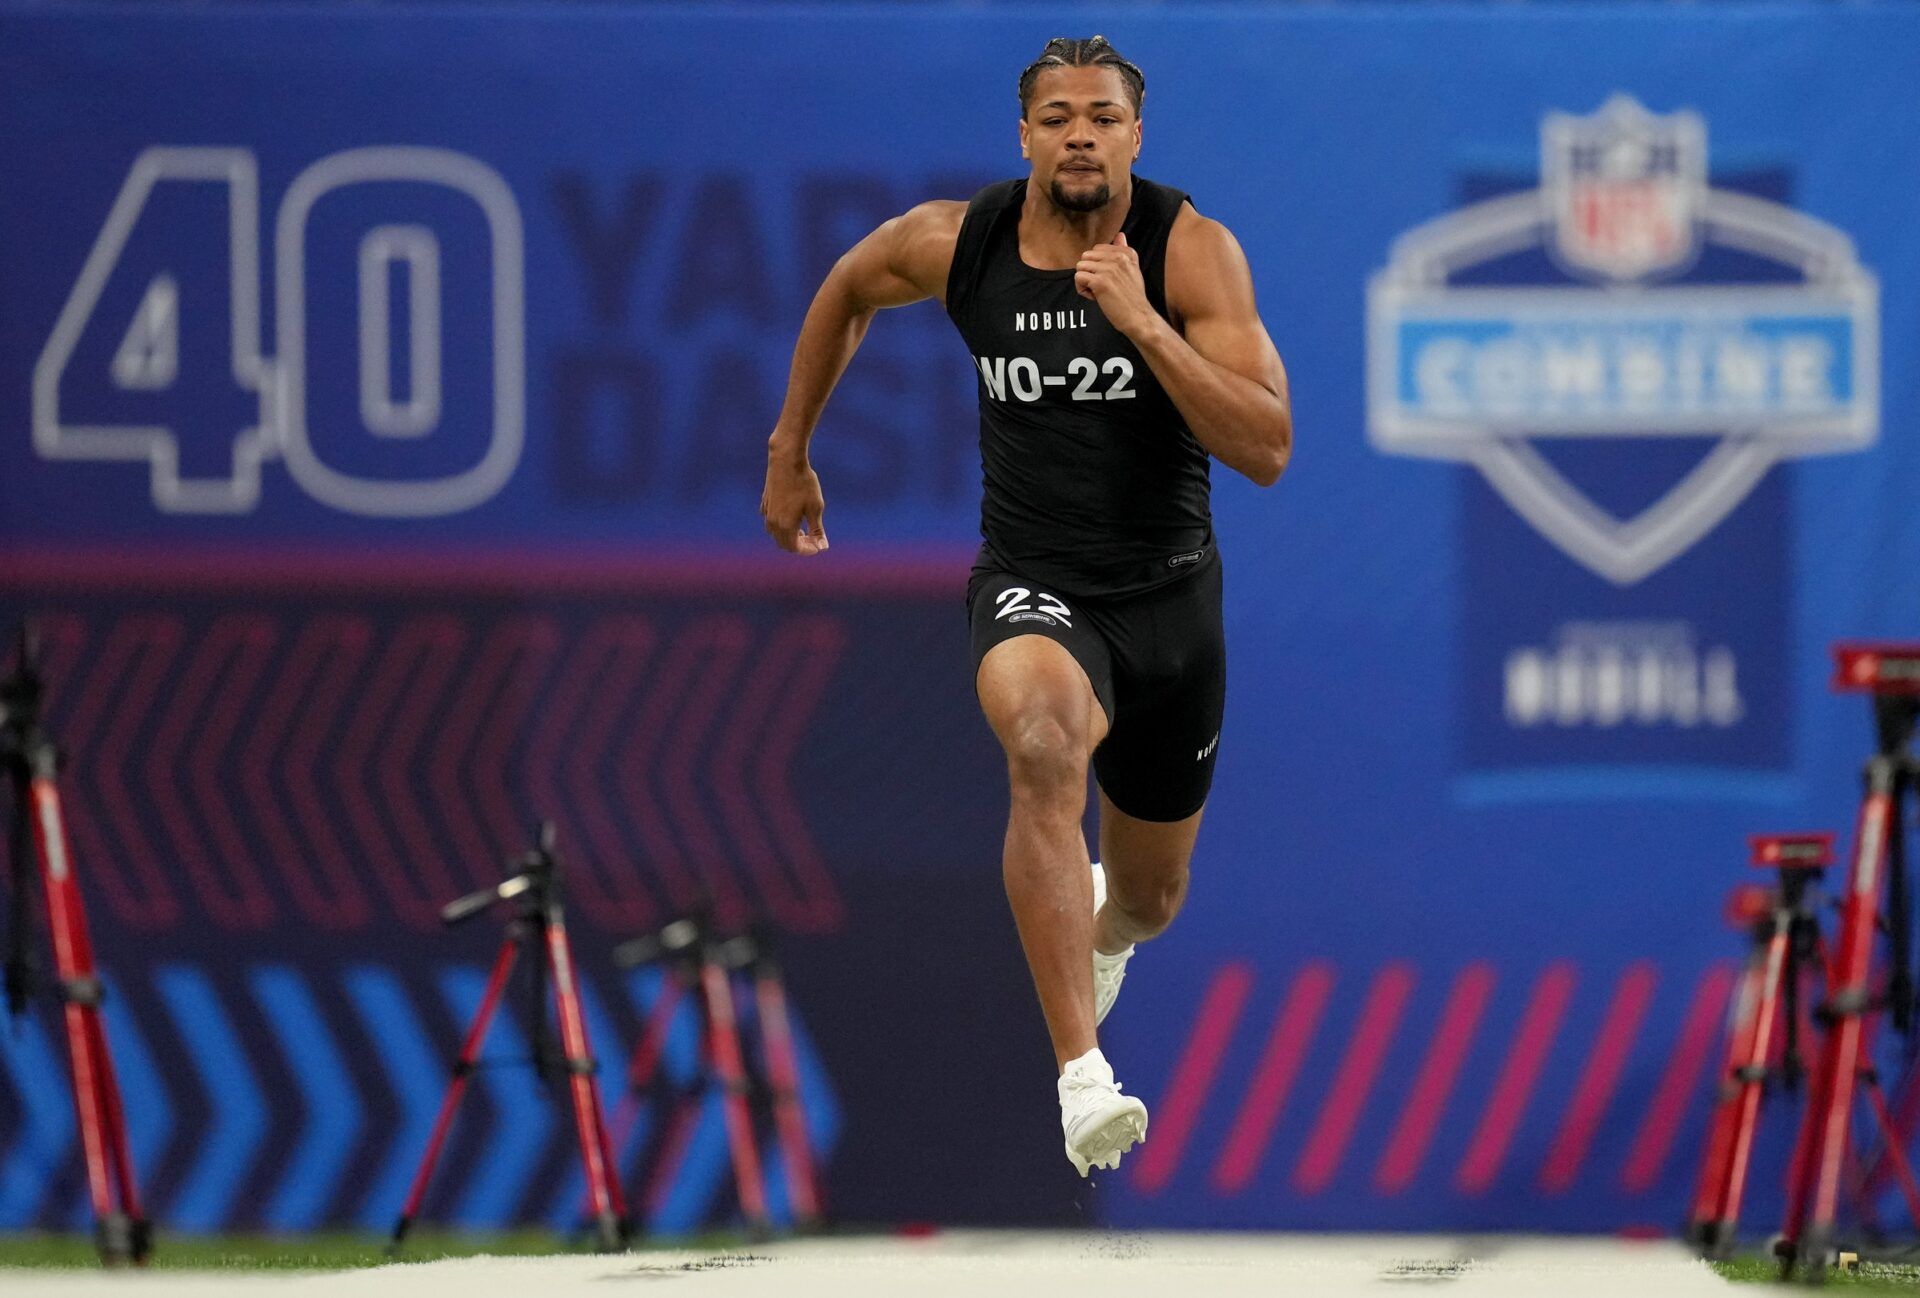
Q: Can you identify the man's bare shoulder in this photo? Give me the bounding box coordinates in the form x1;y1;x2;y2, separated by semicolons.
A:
899;198;969;238
1167;204;1250;279
1165;202;1255;321
889;199;968;302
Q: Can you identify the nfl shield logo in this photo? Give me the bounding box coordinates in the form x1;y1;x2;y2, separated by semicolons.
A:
1543;94;1706;282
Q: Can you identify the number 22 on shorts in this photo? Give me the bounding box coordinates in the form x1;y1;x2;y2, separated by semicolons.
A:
995;586;1073;628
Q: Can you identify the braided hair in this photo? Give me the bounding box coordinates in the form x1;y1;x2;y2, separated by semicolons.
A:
1017;36;1145;117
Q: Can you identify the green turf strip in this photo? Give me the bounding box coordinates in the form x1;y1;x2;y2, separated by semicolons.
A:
1713;1257;1920;1289
0;1230;718;1270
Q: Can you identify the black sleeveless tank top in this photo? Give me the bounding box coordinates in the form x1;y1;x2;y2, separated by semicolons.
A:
944;175;1213;600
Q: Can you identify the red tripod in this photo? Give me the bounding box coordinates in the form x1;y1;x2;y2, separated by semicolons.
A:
1689;832;1831;1256
612;919;819;1234
391;823;628;1253
2;626;149;1266
1778;643;1920;1278
741;929;823;1229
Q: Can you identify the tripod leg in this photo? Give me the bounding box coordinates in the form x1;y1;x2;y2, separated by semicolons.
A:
60;999;124;1255
1842;1018;1889;1240
642;1082;708;1225
1790;772;1899;1274
586;974;684;1233
391;937;518;1253
542;913;625;1251
30;779;138;1264
1865;1076;1920;1231
699;956;768;1234
1693;920;1788;1255
1691;947;1763;1250
1890;778;1914;1037
1778;933;1829;1259
83;1009;149;1260
590;1073;628;1224
616;973;684;1139
1860;1044;1920;1210
1723;923;1794;1245
754;966;821;1228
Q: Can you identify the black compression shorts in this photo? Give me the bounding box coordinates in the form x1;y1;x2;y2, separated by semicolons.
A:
966;546;1226;822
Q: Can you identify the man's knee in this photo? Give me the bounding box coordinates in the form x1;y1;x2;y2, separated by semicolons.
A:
1107;862;1189;935
1003;711;1091;799
977;637;1104;800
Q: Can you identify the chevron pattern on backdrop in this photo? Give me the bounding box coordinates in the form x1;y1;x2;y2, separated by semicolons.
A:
0;960;840;1233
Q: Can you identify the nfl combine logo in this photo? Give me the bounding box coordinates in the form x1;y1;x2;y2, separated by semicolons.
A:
1367;94;1878;586
1366;95;1881;782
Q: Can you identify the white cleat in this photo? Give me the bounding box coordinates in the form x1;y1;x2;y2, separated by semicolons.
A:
1058;1048;1149;1177
1090;860;1135;1026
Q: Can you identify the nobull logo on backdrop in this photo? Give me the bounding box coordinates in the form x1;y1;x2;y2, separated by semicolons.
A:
1365;96;1881;783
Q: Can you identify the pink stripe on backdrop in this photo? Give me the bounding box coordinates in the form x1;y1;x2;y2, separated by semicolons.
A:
0;543;975;597
1455;962;1578;1195
1131;962;1255;1195
1292;963;1418;1194
1539;962;1660;1194
1210;963;1336;1194
1621;963;1738;1193
1374;962;1497;1194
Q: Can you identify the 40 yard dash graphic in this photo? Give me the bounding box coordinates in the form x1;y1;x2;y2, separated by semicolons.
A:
32;146;525;517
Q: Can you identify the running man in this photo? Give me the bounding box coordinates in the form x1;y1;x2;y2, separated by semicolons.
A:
760;36;1291;1177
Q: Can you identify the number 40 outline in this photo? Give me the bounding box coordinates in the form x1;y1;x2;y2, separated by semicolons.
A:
32;145;525;516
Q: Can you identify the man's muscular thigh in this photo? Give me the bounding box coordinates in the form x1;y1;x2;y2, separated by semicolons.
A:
968;567;1115;771
976;636;1110;776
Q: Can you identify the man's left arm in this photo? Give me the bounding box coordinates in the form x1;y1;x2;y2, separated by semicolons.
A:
1075;212;1292;487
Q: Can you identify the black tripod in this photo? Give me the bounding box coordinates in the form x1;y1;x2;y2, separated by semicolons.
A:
2;624;150;1265
391;822;628;1253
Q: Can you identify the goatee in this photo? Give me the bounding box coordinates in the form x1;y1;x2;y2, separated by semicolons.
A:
1050;177;1111;213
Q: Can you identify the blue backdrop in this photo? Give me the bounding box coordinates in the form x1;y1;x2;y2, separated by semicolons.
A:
2;1;1919;1238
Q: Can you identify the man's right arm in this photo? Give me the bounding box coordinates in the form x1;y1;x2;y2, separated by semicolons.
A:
761;200;964;554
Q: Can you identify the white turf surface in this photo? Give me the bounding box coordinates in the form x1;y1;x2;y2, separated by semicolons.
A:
3;1232;1735;1296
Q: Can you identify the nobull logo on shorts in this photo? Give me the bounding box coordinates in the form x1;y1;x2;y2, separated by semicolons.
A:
1366;95;1879;586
